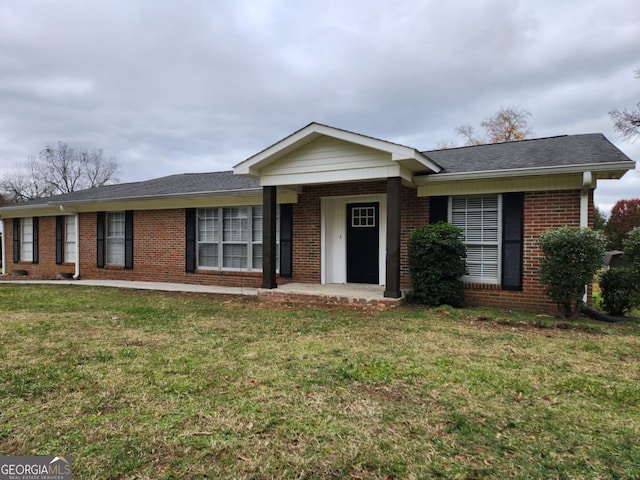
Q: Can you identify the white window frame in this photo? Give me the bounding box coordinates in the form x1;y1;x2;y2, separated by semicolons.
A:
106;212;125;266
450;194;502;284
196;206;279;272
21;217;34;262
64;215;77;263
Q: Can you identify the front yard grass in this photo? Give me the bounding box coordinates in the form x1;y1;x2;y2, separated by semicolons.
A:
0;284;639;479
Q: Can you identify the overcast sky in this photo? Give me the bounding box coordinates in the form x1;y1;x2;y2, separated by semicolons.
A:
1;0;638;213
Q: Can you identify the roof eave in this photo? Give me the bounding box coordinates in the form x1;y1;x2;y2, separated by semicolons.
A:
413;161;636;184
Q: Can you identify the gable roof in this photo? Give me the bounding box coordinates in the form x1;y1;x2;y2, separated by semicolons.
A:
422;133;633;176
234;122;443;178
0;125;634;217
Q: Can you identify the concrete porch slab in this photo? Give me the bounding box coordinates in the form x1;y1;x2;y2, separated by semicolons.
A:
257;283;406;308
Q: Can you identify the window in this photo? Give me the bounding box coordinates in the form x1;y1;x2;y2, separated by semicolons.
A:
21;217;34;262
106;212;125;265
64;216;77;263
351;206;376;227
197;208;220;268
196;206;277;271
451;195;501;283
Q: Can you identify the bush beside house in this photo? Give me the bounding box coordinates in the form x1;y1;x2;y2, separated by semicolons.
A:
539;226;606;319
407;222;467;307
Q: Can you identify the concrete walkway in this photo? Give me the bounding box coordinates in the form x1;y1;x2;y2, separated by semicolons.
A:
0;279;258;296
1;279;406;307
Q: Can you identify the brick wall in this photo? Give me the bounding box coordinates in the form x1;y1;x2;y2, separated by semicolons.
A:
4;216;75;279
2;186;591;312
463;189;586;311
78;209;263;288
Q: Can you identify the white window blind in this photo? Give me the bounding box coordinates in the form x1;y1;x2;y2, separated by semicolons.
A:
451;195;500;282
106;212;125;266
21;217;34;262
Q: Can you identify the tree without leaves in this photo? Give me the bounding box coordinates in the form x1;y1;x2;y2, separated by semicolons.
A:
609;68;640;142
604;198;640;250
440;106;533;148
0;142;120;203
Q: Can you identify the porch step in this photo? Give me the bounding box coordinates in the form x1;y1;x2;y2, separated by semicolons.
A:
257;283;406;309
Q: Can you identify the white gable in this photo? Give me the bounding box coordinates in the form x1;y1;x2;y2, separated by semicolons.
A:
260;136;410;186
233;122;441;186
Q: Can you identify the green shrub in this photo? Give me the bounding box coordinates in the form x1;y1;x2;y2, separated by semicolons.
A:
539;226;606;319
407;222;467;307
599;227;640;316
623;226;640;275
599;268;640;316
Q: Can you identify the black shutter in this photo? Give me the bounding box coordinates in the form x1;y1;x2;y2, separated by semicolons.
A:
279;204;293;277
429;196;449;224
502;193;524;291
185;208;197;273
32;217;39;264
56;216;65;264
96;212;106;268
125;210;134;270
12;218;20;263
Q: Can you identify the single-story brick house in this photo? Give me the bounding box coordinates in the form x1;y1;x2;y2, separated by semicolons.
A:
0;123;635;310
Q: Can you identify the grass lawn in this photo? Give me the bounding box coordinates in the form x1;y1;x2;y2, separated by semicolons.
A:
0;285;639;479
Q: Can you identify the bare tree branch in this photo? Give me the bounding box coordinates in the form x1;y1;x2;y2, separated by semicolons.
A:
609;68;640;142
0;142;121;203
481;106;532;143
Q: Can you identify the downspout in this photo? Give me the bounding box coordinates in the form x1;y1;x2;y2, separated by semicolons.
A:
580;171;592;228
581;172;592;303
73;213;80;279
1;218;5;276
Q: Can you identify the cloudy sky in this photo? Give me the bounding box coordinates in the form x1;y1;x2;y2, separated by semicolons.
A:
1;0;638;213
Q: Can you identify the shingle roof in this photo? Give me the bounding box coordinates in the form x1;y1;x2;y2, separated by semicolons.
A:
2;132;633;211
13;171;261;207
422;133;631;174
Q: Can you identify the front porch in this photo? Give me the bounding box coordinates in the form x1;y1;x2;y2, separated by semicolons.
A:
257;282;407;309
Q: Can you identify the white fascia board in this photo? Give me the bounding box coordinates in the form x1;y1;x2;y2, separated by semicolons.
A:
0;189;266;217
0;204;61;218
234;122;441;176
413;160;635;184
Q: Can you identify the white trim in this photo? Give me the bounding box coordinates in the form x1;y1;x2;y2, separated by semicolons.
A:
413;161;634;184
1;218;5;275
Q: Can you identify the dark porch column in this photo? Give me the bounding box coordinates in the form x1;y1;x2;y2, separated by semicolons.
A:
262;185;278;289
385;176;402;298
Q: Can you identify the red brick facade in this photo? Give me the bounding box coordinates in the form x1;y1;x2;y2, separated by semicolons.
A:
2;185;592;312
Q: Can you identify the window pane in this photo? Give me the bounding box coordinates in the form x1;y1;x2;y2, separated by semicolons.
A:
252;243;263;269
198;208;219;242
223;244;247;268
107;239;124;265
252;206;263;242
223;207;248;242
198;243;218;267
